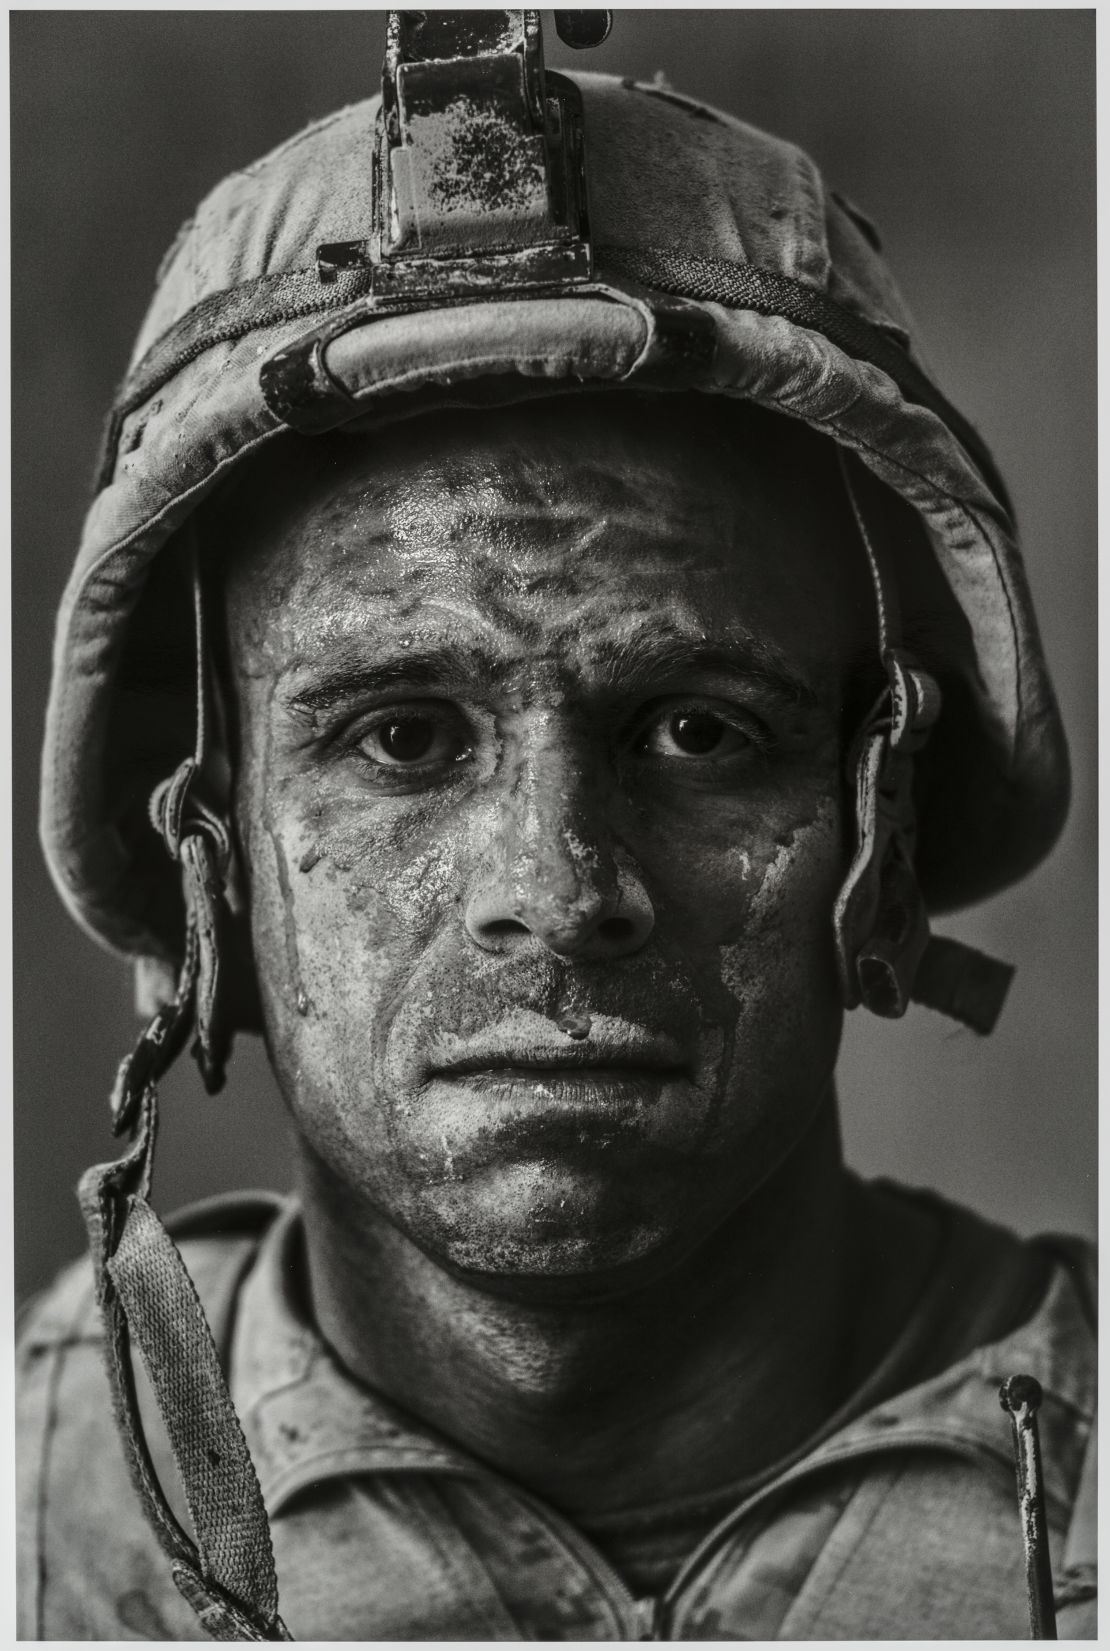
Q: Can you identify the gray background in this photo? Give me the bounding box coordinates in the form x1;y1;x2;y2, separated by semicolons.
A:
12;10;1096;1302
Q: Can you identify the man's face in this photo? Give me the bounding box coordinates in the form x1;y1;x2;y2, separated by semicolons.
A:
222;398;872;1286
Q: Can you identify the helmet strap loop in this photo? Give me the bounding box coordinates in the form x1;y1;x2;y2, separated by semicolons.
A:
149;754;233;1094
143;525;236;1091
833;451;1013;1034
833;659;936;1019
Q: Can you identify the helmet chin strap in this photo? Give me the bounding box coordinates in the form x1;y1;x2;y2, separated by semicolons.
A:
834;450;1014;1034
77;526;291;1642
116;516;234;1130
148;528;234;1094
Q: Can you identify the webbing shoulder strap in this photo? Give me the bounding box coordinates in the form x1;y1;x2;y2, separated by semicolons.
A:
79;936;291;1641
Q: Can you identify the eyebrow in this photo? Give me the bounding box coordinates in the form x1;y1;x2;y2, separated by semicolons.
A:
285;644;504;715
590;632;820;708
284;630;821;717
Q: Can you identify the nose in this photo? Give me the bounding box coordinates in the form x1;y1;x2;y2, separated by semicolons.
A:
464;725;655;961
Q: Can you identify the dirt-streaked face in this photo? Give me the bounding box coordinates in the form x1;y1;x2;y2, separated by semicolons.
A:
220;397;874;1286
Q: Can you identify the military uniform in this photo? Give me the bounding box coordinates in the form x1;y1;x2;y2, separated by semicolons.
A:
19;1179;1096;1639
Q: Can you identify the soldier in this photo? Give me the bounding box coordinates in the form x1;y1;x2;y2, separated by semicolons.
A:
18;11;1095;1641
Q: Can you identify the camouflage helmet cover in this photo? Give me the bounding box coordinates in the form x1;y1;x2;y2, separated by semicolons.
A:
40;21;1069;997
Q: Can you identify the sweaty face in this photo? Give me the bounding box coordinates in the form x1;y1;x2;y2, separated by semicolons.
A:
220;397;874;1284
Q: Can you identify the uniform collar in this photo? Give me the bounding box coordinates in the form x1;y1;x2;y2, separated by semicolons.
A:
231;1203;466;1514
231;1195;1093;1521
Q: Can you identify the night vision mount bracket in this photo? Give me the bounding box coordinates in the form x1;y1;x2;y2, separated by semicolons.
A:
316;9;611;297
261;7;715;434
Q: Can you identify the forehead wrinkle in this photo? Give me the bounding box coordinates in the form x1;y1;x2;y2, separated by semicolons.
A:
268;549;833;708
391;501;718;552
277;601;564;711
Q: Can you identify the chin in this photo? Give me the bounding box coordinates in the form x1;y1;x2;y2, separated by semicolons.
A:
400;1161;716;1300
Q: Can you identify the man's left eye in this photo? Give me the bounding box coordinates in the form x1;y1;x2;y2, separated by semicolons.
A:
633;707;760;760
358;712;468;767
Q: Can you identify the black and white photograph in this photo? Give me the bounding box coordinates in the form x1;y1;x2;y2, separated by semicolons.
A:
12;8;1096;1640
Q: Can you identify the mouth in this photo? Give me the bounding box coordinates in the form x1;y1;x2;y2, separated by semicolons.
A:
427;1015;690;1097
433;1065;683;1105
436;1051;685;1079
426;1003;693;1109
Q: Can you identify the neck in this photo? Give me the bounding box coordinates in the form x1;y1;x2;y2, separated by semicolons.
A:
296;1096;856;1515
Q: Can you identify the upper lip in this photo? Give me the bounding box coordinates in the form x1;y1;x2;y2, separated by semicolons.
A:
430;1019;688;1077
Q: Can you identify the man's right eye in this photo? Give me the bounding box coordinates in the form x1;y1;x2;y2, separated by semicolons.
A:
352;706;471;773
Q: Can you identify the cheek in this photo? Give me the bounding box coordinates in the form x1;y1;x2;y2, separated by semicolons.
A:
719;797;846;1003
719;801;846;1168
636;775;845;963
240;771;463;1140
643;790;846;1145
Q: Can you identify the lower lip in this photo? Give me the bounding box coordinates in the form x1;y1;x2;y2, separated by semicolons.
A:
431;1067;682;1107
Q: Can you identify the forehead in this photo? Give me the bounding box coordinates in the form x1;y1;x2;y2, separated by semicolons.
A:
216;396;873;683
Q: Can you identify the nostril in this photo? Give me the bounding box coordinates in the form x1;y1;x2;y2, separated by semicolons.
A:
481;918;530;940
466;883;654;957
598;915;637;945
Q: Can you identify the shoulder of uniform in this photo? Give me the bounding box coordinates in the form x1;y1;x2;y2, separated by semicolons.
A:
18;1187;287;1353
1034;1236;1098;1635
1035;1231;1097;1329
1016;1230;1098;1423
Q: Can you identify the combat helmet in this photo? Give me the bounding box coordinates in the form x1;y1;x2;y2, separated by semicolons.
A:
40;12;1069;1639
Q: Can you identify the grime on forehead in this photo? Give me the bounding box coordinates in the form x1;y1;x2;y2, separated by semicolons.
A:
228;396;873;704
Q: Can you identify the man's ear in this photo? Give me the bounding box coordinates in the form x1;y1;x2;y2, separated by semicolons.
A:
221;777;266;1035
221;901;266;1035
194;543;267;1037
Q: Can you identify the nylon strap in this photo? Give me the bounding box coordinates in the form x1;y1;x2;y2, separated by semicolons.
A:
834;451;1013;1032
79;960;290;1640
96;243;1010;512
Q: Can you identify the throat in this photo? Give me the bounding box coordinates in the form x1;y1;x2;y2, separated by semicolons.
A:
294;1099;855;1518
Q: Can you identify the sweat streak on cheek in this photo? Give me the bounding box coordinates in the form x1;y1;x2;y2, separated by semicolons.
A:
715;796;844;1131
255;678;313;1018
